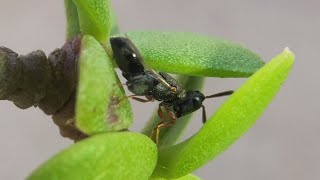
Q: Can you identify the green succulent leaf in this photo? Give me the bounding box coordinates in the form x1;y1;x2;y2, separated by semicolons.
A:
175;174;202;180
120;31;264;77
76;35;132;135
28;132;157;180
142;76;205;147
73;0;111;43
150;173;202;180
64;0;81;40
152;48;295;179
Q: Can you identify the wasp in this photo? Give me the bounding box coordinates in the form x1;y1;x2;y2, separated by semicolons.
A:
110;35;233;144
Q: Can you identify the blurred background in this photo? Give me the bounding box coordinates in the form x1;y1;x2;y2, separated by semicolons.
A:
0;0;319;179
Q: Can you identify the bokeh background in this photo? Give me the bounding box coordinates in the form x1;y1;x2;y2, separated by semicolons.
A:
0;0;319;179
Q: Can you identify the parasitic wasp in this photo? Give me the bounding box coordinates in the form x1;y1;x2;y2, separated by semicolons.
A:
110;35;233;144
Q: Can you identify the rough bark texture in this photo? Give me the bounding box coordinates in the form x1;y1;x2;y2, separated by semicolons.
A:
0;37;87;141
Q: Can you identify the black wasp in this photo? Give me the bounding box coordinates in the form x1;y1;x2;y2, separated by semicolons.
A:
110;35;233;144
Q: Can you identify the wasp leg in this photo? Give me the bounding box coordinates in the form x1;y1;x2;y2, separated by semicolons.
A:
118;95;152;104
165;106;177;123
110;84;152;106
152;105;177;144
150;103;166;140
127;95;152;103
155;121;176;145
157;103;166;122
145;95;155;102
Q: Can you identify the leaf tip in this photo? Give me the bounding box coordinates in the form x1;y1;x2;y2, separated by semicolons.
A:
282;47;295;62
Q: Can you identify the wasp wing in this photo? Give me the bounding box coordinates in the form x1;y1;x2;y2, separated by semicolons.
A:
124;34;175;90
110;35;175;90
110;36;145;77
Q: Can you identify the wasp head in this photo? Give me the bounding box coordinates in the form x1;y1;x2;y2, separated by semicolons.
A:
190;91;206;109
173;90;205;118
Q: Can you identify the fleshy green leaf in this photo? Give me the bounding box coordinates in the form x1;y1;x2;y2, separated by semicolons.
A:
142;76;205;147
152;48;295;179
64;0;81;40
73;0;111;43
121;31;264;77
28;132;157;180
150;174;202;180
76;35;132;135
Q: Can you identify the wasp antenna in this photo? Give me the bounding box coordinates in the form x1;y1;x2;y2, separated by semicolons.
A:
202;105;207;124
205;90;234;99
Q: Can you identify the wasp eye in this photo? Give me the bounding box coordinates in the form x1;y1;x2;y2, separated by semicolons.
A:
192;94;205;110
192;96;201;105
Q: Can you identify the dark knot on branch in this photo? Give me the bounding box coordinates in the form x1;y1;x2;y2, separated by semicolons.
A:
0;37;87;141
